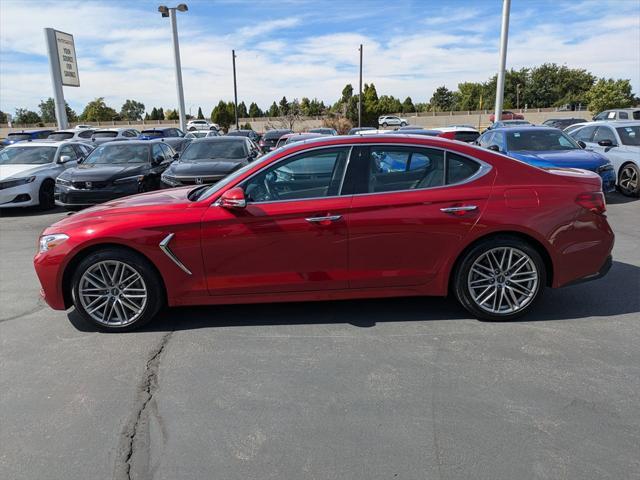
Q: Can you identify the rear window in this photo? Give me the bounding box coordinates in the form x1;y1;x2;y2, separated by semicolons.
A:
7;133;31;141
616;126;640;146
47;132;74;141
447;153;480;184
263;130;289;140
93;131;118;138
634;111;640;120
454;131;480;143
141;130;164;138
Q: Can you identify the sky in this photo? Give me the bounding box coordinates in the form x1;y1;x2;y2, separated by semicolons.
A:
1;0;639;117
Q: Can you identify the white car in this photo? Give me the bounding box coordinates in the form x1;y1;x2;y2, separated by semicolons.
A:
187;119;218;131
568;121;640;196
378;115;408;128
0;140;92;209
592;108;640;122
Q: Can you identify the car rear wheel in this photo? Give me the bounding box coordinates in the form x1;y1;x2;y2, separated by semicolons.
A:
71;248;164;331
400;122;407;127
453;237;546;321
618;163;639;197
38;180;55;210
382;122;388;127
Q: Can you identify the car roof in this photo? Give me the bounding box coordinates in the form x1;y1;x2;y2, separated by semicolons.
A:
9;129;54;134
584;120;640;127
489;126;559;133
191;136;247;142
94;127;136;132
3;139;73;147
96;139;163;146
433;126;479;132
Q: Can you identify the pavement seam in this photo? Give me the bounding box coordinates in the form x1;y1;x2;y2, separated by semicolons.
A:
113;331;173;480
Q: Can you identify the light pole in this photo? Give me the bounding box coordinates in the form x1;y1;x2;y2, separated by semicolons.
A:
516;83;521;111
158;4;188;132
494;0;511;123
232;50;239;130
358;44;363;128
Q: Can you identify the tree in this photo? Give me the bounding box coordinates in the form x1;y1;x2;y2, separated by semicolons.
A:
150;107;159;120
165;109;179;121
158;107;164;120
341;84;354;103
237;101;248;118
39;97;77;123
586;78;635;113
197;107;205;119
267;102;279;117
278;96;290;116
79;98;118;122
456;82;484;110
401;96;415;113
300;97;312;116
281;98;302;130
120;99;145;121
14;108;41;124
241;122;252;130
248;102;263;117
0;110;7;123
211;100;234;131
430;86;455;111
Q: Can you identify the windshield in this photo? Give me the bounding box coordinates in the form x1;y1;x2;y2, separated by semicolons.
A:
140;130;164;138
83;144;149;164
180;141;247;161
0;146;56;165
93;131;118;138
616;126;640;146
48;132;74;140
506;130;579;151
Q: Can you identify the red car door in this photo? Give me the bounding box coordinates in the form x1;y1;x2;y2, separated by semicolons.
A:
347;145;495;289
200;147;352;295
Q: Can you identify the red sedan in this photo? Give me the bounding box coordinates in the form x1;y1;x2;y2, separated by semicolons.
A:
34;135;614;331
489;110;525;122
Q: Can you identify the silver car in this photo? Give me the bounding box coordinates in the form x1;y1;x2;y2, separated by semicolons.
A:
47;129;96;142
593;108;640;121
90;128;140;145
568;121;640;196
0;140;93;209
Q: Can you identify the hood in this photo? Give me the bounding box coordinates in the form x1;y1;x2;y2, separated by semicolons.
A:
59;163;147;182
166;159;246;176
507;149;609;170
0;163;54;181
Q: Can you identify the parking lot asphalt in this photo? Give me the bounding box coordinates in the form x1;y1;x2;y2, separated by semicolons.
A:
1;194;639;480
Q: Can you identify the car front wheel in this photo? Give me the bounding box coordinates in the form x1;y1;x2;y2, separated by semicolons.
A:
400;122;407;127
453;237;546;321
71;248;164;331
618;163;639;197
382;122;388;127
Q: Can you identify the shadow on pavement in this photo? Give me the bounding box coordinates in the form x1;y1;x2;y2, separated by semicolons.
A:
606;192;639;205
0;206;66;217
67;260;640;333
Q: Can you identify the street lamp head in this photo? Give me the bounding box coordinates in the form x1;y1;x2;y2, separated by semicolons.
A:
158;5;169;17
177;3;188;12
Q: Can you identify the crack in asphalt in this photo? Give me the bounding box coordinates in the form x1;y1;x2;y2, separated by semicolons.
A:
113;332;173;480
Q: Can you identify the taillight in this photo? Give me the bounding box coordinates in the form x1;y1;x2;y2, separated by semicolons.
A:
576;192;606;214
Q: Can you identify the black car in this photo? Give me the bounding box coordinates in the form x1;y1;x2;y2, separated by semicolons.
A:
258;129;292;152
542;118;587;130
55;140;176;209
161;137;260;188
227;129;261;144
138;127;190;152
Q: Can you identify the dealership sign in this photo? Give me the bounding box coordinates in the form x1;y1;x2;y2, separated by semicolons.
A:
54;30;79;87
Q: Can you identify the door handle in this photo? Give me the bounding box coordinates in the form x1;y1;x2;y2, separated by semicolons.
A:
440;205;478;215
305;215;342;223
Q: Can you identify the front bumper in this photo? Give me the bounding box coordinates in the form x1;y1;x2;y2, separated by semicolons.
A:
599;169;616;193
0;182;40;208
55;182;139;207
162;174;226;188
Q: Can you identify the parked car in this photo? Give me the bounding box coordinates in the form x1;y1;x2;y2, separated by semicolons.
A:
1;129;55;148
347;127;376;135
567;121;640;196
432;126;480;143
184;131;208;139
385;129;440;137
276;132;326;148
378;115;408;127
205;130;221;137
48;129;96;142
55;140;176;210
34;134;614;331
74;124;94;130
542;118;587;130
593;108;640;121
258;129;292;152
485;120;533;130
351;129;388;135
398;125;424;130
186;119;214;131
91;128;140;145
227;129;261;143
0;140;92;209
563;122;590;135
308;128;337;135
161;137;259;188
488;110;525;122
138;127;190;152
476;126;616;192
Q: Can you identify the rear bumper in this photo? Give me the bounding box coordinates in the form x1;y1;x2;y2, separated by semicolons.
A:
563;255;612;287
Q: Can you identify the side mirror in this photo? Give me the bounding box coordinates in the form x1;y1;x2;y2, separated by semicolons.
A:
58;155;72;164
577;140;586;149
597;139;614;147
488;144;500;152
219;187;246;209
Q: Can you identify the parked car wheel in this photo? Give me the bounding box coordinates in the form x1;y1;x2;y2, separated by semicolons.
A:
38;180;55;210
400;122;407;127
188;127;196;131
71;248;164;331
618;163;639;197
453;237;546;321
382;122;388;127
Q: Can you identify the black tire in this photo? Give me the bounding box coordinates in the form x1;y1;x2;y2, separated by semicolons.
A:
71;248;164;332
400;122;407;127
453;236;546;321
188;127;196;131
618;163;640;197
382;122;388;127
38;180;55;210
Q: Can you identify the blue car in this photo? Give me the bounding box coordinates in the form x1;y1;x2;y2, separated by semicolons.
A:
1;129;54;148
476;126;616;192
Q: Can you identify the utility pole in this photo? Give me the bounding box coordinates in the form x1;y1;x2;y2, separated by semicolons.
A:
358;44;363;128
159;4;188;132
494;0;511;123
232;50;239;130
516;83;521;110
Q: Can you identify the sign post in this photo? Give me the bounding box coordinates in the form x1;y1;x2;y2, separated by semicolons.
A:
44;28;80;129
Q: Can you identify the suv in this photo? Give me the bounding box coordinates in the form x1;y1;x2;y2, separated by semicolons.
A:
1;129;55;148
0;140;93;209
593;109;640;122
47;129;96;142
187;119;216;131
378;116;407;128
91;128;140;145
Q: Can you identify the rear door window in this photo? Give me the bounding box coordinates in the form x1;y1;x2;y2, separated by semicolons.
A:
446;153;480;184
364;147;445;193
593;127;617;144
573;125;597;143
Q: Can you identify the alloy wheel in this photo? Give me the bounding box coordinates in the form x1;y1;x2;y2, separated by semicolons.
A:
78;260;148;326
619;165;638;193
467;247;539;315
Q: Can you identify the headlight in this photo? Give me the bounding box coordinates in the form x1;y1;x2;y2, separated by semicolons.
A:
56;177;72;186
0;176;36;190
113;175;144;185
38;234;69;253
